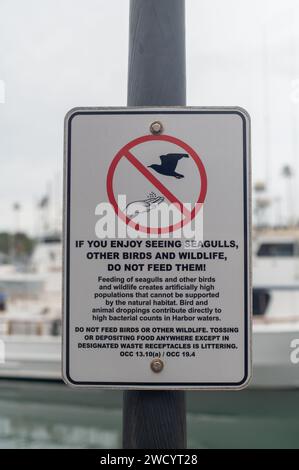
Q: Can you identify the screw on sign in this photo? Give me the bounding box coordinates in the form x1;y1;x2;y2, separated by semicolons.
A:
106;134;208;234
151;358;164;373
150;120;164;135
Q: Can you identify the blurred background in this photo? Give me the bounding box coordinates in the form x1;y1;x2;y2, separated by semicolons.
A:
0;0;299;448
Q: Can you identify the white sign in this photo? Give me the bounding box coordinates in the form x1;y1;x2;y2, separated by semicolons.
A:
63;107;251;389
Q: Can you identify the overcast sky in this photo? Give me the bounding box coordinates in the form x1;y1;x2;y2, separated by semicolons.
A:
1;0;299;233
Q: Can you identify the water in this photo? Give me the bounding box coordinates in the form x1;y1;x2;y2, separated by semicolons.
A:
0;380;298;448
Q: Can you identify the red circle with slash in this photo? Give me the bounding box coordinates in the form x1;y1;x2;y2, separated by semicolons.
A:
106;134;207;234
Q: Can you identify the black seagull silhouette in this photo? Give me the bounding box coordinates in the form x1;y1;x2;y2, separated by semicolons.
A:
148;153;189;179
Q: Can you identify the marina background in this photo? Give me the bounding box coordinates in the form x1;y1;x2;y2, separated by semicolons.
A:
1;0;299;448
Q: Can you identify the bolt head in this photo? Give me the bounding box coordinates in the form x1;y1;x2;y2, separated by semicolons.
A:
150;358;164;373
150;121;163;135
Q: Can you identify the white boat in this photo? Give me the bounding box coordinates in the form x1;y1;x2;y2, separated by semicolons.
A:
251;228;299;387
0;235;62;378
0;335;61;380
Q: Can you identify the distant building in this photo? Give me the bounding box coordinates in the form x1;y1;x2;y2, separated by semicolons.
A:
0;252;8;264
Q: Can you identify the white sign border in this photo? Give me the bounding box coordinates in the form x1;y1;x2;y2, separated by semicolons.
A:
62;106;252;390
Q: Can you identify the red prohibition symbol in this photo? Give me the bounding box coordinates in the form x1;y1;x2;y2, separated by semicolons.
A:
106;134;208;234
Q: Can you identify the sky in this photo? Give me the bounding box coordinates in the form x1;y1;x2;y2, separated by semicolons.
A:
0;0;299;234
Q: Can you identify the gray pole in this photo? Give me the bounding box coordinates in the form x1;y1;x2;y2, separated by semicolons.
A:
127;0;186;106
123;0;187;449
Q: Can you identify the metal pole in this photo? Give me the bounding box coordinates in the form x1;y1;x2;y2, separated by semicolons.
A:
123;0;187;449
127;0;186;106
